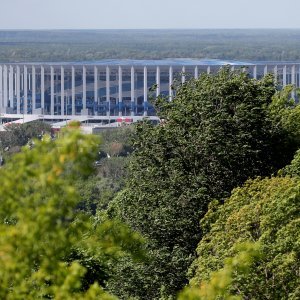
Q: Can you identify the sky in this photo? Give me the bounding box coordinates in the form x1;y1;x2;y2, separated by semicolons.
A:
1;0;300;29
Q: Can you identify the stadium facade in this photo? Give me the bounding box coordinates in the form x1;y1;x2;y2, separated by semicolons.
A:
0;59;299;125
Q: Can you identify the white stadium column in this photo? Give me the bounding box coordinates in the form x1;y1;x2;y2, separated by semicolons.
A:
32;66;36;113
264;65;268;76
94;66;98;110
82;66;86;111
143;66;148;117
118;66;122;116
273;65;278;84
24;66;28;114
291;65;296;86
16;65;20;114
50;66;54;115
207;66;211;74
14;73;17;96
181;66;186;83
41;66;45;113
169;66;173;101
9;65;13;108
0;66;3;110
194;66;199;79
60;66;64;115
292;65;296;99
283;65;287;86
106;66;110;117
156;66;160;97
3;65;8;109
72;66;75;115
253;65;257;79
131;66;135;117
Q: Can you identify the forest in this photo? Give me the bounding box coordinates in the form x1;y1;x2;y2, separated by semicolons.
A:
1;29;300;62
0;68;299;299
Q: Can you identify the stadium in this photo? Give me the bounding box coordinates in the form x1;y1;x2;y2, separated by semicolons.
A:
0;59;299;128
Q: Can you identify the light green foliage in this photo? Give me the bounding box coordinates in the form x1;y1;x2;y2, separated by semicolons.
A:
179;243;261;300
105;68;300;299
283;148;300;177
190;171;300;299
0;126;144;299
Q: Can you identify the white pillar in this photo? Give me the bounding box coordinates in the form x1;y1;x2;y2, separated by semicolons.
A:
14;73;17;96
169;66;173;101
3;65;8;109
291;65;296;86
9;65;13;108
72;66;75;115
32;66;36;113
24;66;27;114
156;66;160;96
3;66;8;109
106;66;110;117
253;65;257;79
41;66;45;113
28;72;31;91
60;66;64;115
16;65;20;114
264;65;268;76
131;66;135;117
0;66;3;110
283;65;287;86
143;66;148;117
292;65;296;99
118;66;122;117
273;65;278;84
82;66;86;110
194;66;199;79
207;66;211;74
32;66;36;112
181;66;186;84
94;66;98;110
50;66;54;115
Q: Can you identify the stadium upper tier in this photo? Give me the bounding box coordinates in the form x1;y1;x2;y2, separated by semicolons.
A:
0;59;299;122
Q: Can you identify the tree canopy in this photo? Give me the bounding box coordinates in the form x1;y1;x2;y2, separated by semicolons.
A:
105;68;300;299
0;125;144;299
189;152;300;299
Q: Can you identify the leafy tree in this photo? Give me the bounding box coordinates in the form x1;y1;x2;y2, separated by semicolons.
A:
179;243;261;300
105;68;300;299
189;165;300;299
0;121;52;161
0;125;144;299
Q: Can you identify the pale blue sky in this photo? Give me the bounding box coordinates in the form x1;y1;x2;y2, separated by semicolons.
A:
1;0;300;29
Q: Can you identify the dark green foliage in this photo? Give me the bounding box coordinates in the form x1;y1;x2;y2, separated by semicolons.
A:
0;121;52;160
75;127;134;215
105;68;300;299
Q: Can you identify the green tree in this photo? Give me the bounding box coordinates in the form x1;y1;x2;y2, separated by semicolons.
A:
105;68;300;299
0;126;144;299
179;243;261;300
0;121;52;160
189;167;300;299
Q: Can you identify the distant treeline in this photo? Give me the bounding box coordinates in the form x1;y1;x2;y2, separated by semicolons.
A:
1;29;300;62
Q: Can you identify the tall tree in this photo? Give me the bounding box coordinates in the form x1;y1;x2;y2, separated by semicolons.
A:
0;125;144;299
189;153;300;299
106;68;300;299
